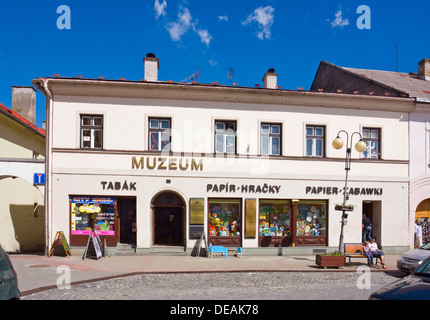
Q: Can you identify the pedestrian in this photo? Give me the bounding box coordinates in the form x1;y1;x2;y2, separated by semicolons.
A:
362;241;373;266
369;237;386;269
362;214;372;242
415;221;423;248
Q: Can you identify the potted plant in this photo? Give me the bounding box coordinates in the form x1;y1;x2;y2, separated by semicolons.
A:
315;251;346;268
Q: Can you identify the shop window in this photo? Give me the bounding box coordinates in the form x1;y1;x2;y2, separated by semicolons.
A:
362;128;381;159
297;201;327;237
149;118;171;151
259;200;290;237
261;123;281;155
208;199;241;237
71;197;116;236
80;115;103;149
215;121;236;154
306;125;325;157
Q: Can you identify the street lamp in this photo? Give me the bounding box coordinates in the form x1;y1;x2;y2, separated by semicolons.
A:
332;130;367;253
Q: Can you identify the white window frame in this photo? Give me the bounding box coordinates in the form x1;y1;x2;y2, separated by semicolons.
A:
80;115;103;149
148;118;171;151
215;120;236;154
306;125;325;157
362;128;381;159
261;123;281;156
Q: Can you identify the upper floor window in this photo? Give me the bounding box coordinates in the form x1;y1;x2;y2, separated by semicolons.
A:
149;118;171;151
362;128;380;159
215;120;236;154
306;125;325;157
80;115;103;149
261;123;281;155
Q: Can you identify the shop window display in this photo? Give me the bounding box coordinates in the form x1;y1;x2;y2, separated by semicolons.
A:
297;202;327;237
71;197;116;236
259;200;290;237
208;200;241;237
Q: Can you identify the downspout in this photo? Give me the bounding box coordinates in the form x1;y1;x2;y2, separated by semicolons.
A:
32;78;53;255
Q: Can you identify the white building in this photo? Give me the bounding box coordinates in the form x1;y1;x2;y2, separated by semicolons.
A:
33;54;413;255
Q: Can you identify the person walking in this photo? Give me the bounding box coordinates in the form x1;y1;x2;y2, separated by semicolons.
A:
362;214;372;242
369;237;386;269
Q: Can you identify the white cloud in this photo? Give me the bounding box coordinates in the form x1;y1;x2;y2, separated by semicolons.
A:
330;10;349;28
243;6;275;40
218;15;228;22
154;0;167;19
165;6;212;46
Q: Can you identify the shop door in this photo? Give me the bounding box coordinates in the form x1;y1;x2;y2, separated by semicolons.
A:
154;207;184;246
152;192;185;247
118;198;136;245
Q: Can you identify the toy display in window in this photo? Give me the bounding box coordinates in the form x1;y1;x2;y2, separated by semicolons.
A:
259;203;290;237
208;203;240;237
297;204;326;236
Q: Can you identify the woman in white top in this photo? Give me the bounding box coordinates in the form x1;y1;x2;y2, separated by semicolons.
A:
369;237;386;269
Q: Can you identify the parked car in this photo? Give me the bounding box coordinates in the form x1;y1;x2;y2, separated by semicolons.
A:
369;256;430;300
0;245;20;300
397;242;430;273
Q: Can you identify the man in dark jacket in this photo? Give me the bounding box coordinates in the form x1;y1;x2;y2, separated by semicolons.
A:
362;214;372;242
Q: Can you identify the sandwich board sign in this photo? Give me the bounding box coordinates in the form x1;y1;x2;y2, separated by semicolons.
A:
82;230;104;260
48;231;72;258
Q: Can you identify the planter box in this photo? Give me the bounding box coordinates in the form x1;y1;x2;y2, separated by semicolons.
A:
315;254;346;268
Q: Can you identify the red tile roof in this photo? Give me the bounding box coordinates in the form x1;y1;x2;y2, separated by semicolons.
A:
0;103;45;136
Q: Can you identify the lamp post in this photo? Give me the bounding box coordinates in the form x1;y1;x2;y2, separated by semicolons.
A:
332;130;367;253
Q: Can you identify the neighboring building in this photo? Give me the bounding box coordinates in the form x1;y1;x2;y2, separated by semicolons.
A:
33;54;413;256
0;86;46;253
312;59;430;247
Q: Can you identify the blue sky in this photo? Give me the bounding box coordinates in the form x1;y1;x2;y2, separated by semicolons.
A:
0;0;429;129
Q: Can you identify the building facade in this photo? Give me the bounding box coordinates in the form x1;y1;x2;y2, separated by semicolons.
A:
312;59;430;247
0;86;46;252
34;55;413;255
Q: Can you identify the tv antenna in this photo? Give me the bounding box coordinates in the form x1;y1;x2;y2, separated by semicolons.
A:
181;67;200;83
227;67;235;85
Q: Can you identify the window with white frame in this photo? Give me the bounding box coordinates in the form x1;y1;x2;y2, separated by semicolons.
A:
362;128;380;159
149;118;171;151
215;120;236;154
306;125;325;157
261;123;281;155
80;115;103;149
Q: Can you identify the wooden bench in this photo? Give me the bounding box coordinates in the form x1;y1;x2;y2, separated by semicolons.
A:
228;247;243;258
344;243;380;267
208;243;228;258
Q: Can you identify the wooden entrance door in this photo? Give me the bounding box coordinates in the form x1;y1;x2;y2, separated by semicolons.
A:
152;193;185;246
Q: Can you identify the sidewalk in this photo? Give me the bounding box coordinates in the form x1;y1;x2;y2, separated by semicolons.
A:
9;253;401;296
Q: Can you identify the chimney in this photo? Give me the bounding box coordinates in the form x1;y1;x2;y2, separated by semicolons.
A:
262;68;278;89
418;59;430;80
12;86;36;124
143;53;159;82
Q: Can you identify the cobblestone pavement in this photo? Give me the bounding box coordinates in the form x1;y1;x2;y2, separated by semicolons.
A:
22;270;405;300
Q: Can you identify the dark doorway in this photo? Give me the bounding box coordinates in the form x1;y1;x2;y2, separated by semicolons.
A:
118;198;136;244
152;192;184;246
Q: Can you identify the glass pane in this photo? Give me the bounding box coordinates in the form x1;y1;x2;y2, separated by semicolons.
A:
226;135;235;153
93;130;102;148
160;131;171;151
261;124;270;134
150;119;159;129
149;131;159;150
315;127;324;136
297;202;326;236
371;130;379;139
226;122;236;132
160;120;170;129
272;137;280;155
216;134;224;153
82;116;92;126
362;129;370;138
315;139;323;156
271;125;280;134
259;201;290;237
82;129;91;148
216;122;225;131
261;136;269;155
209;201;241;237
306;127;313;136
370;141;379;158
94;117;103;126
306;139;313;156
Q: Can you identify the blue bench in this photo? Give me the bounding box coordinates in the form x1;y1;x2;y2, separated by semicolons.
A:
209;243;228;258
